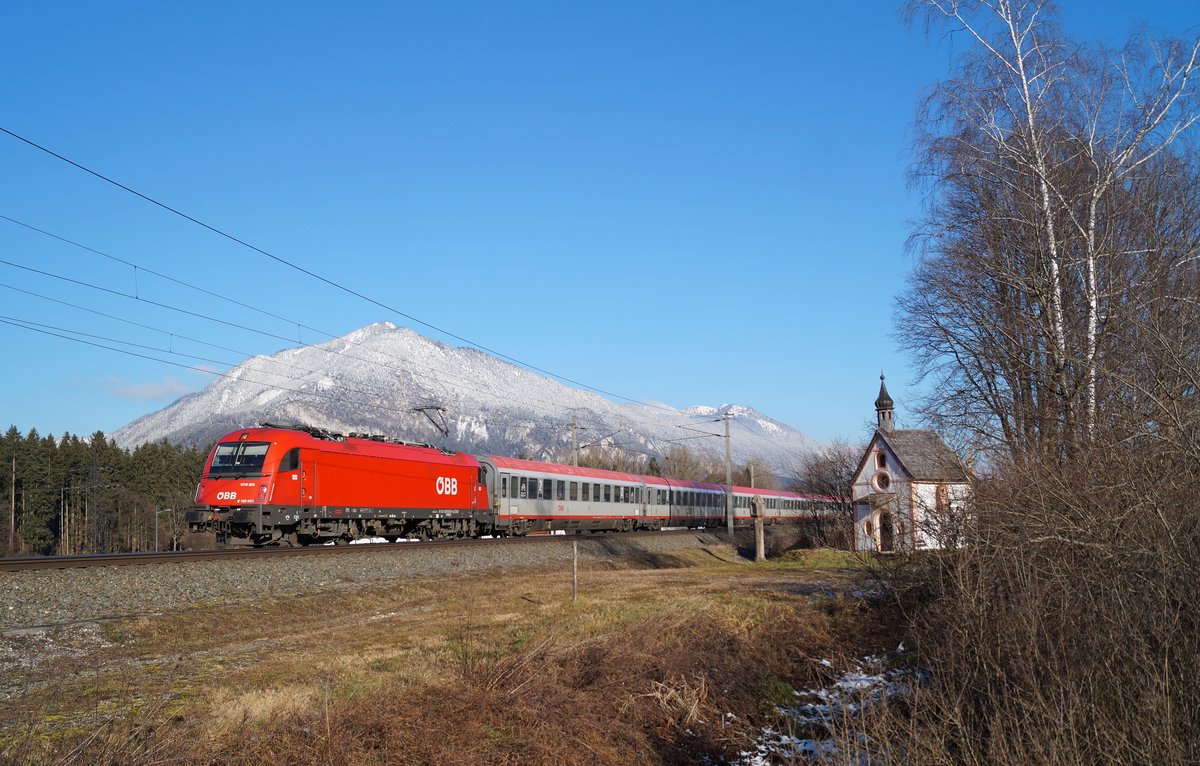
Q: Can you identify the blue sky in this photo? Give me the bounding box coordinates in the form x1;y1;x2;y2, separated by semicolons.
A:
1;1;1194;447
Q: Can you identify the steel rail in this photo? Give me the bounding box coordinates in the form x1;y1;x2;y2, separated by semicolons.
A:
0;528;722;572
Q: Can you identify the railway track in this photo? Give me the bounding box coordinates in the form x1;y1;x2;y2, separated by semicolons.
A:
0;528;719;572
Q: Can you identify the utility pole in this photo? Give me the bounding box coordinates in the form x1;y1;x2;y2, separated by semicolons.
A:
724;411;734;541
10;452;16;554
571;415;578;467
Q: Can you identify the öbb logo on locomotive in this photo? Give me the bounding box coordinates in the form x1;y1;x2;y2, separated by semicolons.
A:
185;423;836;546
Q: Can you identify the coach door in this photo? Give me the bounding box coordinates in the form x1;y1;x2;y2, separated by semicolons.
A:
476;457;498;512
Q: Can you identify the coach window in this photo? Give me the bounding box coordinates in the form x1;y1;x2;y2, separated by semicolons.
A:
277;448;300;473
604;484;612;502
542;479;552;499
582;483;590;502
501;476;508;499
518;477;528;499
569;482;578;501
556;480;565;501
593;483;600;502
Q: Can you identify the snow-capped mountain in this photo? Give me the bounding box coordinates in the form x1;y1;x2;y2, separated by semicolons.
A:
113;322;816;469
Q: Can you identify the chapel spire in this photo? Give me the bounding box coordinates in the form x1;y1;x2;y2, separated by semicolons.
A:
875;372;894;434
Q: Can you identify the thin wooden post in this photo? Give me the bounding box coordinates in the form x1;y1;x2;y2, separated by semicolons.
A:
572;541;578;601
752;495;765;562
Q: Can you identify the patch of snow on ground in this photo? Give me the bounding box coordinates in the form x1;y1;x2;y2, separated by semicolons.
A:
736;654;921;765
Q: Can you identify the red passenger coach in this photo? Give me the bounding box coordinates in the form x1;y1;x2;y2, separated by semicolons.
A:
187;425;491;546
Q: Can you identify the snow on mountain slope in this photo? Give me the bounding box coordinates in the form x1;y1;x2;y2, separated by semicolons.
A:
112;322;817;469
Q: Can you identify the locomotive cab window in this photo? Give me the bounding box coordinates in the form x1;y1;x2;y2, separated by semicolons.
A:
277;448;300;473
209;441;271;477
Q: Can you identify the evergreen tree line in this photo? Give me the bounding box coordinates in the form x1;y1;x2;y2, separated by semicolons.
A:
0;426;208;557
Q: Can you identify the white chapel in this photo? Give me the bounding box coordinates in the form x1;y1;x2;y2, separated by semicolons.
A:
851;375;970;551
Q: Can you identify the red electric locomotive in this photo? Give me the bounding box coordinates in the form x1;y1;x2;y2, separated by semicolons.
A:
186;424;493;546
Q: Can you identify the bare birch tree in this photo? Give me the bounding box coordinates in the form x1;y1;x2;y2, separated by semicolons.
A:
902;0;1200;464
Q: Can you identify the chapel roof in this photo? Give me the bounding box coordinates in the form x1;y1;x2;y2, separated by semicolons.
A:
876;428;968;483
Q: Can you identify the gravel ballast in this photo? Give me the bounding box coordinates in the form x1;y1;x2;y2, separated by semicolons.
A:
0;530;744;630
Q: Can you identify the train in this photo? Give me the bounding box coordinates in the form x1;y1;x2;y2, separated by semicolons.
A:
185;423;836;546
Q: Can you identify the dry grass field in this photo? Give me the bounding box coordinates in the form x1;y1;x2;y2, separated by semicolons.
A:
1;544;885;765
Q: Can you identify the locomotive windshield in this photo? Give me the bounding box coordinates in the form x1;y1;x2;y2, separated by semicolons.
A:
208;441;271;477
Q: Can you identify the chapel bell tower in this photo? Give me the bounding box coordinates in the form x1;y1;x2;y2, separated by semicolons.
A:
875;373;894;434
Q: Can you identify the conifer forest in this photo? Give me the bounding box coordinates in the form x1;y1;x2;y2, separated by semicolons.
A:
0;426;207;556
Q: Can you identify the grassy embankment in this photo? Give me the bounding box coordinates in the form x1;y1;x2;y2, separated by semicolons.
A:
2;544;889;766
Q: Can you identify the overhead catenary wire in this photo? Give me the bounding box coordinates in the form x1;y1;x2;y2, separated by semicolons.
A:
733;416;810;461
0;126;691;417
0;317;427;420
0;213;713;432
0;213;303;331
0;258;600;423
